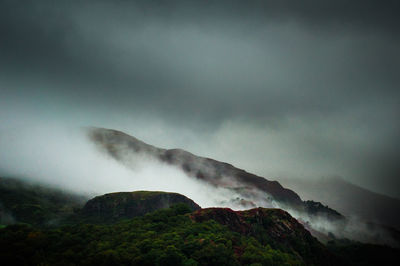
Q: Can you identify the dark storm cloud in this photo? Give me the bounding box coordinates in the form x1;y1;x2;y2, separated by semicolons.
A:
0;0;399;197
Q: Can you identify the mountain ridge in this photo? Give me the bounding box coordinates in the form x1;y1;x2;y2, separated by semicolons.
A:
89;128;302;205
88;127;341;222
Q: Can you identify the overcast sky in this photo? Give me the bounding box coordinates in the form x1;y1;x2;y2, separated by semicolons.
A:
1;0;399;198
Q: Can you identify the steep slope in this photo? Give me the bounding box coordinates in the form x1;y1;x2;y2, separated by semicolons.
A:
81;191;201;223
191;207;338;265
88;128;342;221
278;176;400;230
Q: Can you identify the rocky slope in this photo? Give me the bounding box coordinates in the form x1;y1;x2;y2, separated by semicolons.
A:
191;207;338;265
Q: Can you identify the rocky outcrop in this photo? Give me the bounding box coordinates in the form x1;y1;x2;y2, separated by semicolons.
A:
304;200;344;220
191;207;314;243
191;207;338;265
81;191;200;222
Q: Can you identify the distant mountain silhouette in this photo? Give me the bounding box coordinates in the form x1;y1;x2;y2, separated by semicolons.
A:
278;176;400;230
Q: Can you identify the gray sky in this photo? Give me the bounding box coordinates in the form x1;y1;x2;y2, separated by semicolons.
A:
1;0;399;198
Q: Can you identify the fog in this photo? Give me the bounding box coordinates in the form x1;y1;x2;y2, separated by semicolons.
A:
0;125;257;209
1;124;399;246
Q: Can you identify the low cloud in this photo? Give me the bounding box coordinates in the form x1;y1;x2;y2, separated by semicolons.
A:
1;125;398;247
0;125;255;209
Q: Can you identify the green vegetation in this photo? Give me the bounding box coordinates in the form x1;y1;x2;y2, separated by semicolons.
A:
0;204;302;266
190;207;337;266
1;177;398;266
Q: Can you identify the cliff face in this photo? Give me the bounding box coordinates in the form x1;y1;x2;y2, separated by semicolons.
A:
81;191;200;222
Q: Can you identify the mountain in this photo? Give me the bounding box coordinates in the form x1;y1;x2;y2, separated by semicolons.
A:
278;176;400;230
88;128;301;205
79;190;333;263
81;191;201;223
80;189;332;264
88;128;342;222
0;204;324;265
0;178;398;265
0;191;397;266
0;177;86;227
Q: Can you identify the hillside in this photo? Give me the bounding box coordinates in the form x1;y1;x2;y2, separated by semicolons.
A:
191;207;336;265
1;202;397;266
0;177;87;227
88;128;342;222
0;179;398;265
0;204;306;265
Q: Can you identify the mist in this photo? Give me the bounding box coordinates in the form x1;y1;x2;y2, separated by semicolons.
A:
0;125;256;209
1;123;399;247
1;0;399;198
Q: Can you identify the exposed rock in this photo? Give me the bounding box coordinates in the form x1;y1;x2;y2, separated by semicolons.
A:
191;207;338;265
304;200;344;220
82;191;200;222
